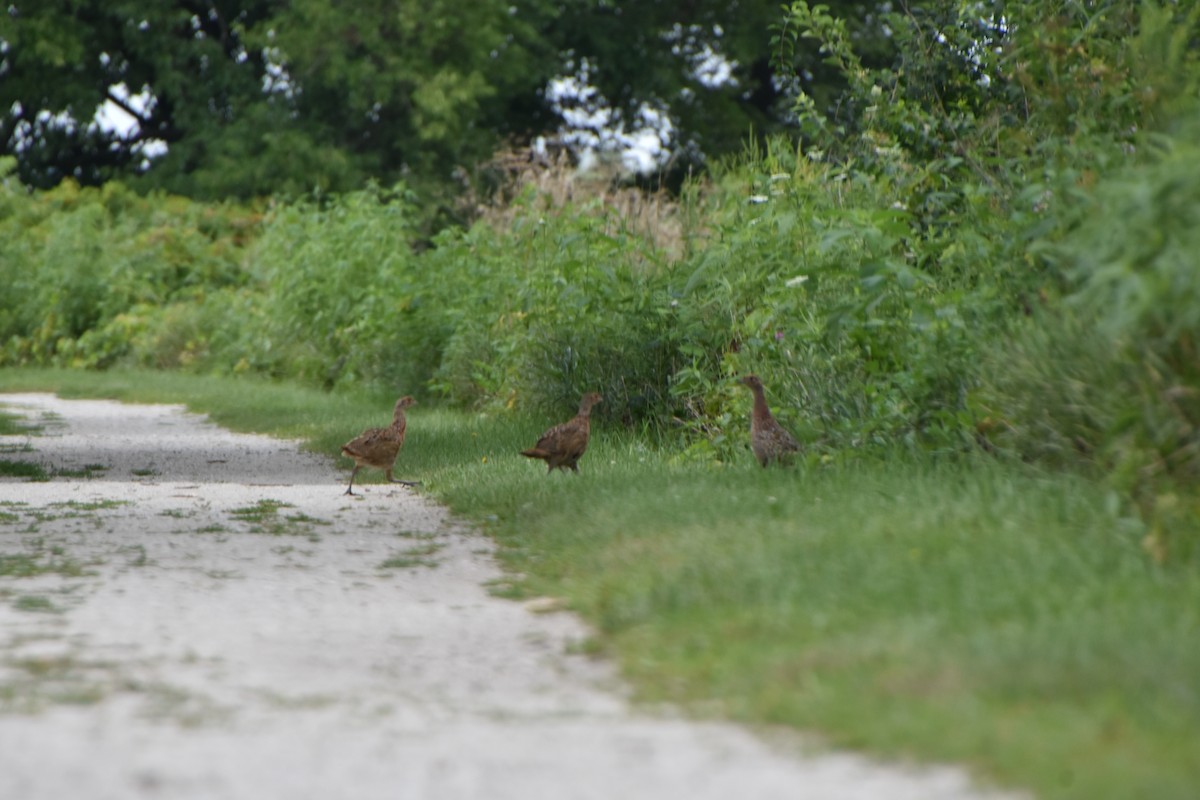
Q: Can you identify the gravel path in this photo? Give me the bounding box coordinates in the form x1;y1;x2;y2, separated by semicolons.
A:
0;393;1020;800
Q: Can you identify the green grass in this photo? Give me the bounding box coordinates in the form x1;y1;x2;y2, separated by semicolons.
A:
0;408;39;436
2;367;1198;798
53;464;109;479
226;499;329;537
0;550;88;578
380;542;444;570
229;499;294;523
498;461;1199;800
0;460;48;480
13;594;59;613
50;500;128;512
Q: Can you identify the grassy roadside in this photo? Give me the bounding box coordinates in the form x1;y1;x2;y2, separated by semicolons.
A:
3;368;1199;798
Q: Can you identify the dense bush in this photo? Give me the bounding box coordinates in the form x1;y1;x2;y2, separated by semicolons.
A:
978;115;1200;563
239;186;426;389
670;140;994;459
0;161;258;369
421;185;696;426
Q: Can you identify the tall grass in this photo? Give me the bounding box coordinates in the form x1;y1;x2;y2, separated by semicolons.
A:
977;113;1200;564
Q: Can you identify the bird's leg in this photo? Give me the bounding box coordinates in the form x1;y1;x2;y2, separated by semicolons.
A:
344;466;360;496
385;469;421;487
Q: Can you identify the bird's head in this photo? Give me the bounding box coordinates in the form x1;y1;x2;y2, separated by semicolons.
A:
739;375;763;391
579;392;603;414
394;396;416;411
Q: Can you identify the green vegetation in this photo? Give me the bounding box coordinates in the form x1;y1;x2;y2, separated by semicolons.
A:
4;1;1198;564
228;499;294;523
477;459;1199;800
0;546;88;579
0;554;47;577
3;367;1197;798
2;1;797;204
379;542;443;571
0;503;132;590
0;653;115;713
13;595;59;614
0;460;47;480
226;498;329;538
0;409;39;436
49;500;125;512
53;464;109;479
0;461;107;480
2;1;1200;796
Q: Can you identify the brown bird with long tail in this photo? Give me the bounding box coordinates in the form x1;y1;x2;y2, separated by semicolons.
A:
521;392;603;473
341;396;419;494
739;375;801;467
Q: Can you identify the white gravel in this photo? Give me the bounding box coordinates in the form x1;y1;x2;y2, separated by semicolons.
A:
0;393;1021;800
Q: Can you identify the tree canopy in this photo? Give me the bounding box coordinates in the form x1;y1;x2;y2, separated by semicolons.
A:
1;0;895;202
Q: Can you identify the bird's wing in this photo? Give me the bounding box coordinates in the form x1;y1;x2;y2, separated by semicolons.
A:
555;421;588;457
344;426;383;450
533;421;571;451
343;426;400;458
771;421;802;452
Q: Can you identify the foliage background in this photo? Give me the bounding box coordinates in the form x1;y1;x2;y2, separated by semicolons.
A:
3;4;1200;795
2;1;1199;564
0;0;849;208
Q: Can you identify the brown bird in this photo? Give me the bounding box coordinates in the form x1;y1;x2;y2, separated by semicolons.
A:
521;392;603;473
341;396;419;495
739;375;802;467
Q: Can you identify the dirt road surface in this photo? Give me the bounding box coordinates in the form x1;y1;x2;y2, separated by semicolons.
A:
0;393;1019;800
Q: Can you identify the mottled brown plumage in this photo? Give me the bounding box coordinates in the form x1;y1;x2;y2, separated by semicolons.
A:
341;396;419;494
521;392;603;473
739;375;801;467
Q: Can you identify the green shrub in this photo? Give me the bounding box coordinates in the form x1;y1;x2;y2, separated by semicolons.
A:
979;113;1200;563
244;186;420;389
0;174;257;369
421;185;698;427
